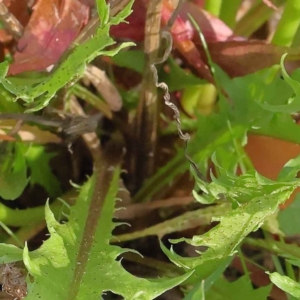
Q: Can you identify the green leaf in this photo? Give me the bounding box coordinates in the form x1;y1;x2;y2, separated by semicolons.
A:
281;54;300;99
194;154;300;205
184;257;232;300
162;156;300;283
0;244;23;264
0;1;134;112
161;58;204;92
268;272;300;298
109;0;134;26
0;85;22;112
286;259;300;268
252;113;300;144
205;276;271;300
278;153;300;181
178;65;300;144
112;50;145;73
278;193;300;235
24;145;62;198
240;55;300;113
0;143;29;200
19;165;190;299
136;63;300;203
97;0;109;27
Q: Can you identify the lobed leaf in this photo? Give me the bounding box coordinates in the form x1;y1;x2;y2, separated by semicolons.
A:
17;162;190;299
162;156;300;283
204;276;271;300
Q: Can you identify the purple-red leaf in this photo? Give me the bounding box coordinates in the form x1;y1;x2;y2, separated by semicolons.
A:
9;0;92;75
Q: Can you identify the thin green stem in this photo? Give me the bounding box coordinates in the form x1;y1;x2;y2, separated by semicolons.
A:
285;260;295;281
188;14;220;121
272;0;300;46
244;237;300;259
264;231;284;275
204;0;223;16
280;235;296;283
189;14;222;98
0;221;23;247
133;149;186;202
219;0;242;28
291;24;300;46
201;280;205;300
227;120;254;173
272;254;284;274
238;247;250;279
235;0;286;37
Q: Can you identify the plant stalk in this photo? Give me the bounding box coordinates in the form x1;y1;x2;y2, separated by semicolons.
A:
131;0;163;192
272;0;300;46
235;0;286;37
219;0;242;28
204;0;223;16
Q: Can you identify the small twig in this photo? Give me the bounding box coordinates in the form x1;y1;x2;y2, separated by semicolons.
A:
115;196;194;220
68;97;101;160
8;120;23;136
0;113;102;142
0;2;23;40
0;113;63;128
84;65;122;112
166;0;184;29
